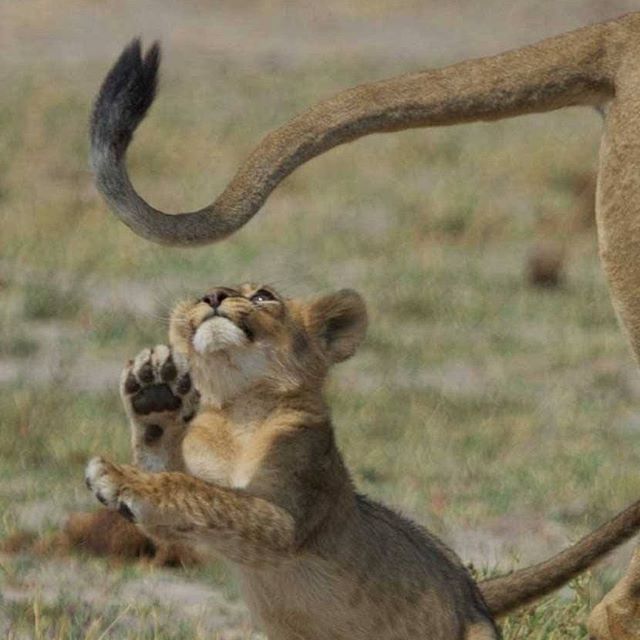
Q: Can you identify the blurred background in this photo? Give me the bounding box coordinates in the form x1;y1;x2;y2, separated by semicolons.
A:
2;1;640;637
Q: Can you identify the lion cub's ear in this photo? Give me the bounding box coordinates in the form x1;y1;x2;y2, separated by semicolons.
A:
305;289;368;364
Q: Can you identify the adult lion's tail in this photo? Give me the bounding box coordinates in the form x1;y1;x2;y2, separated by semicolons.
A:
479;498;640;617
89;13;640;246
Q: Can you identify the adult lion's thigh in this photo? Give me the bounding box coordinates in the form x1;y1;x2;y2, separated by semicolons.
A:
596;58;640;362
588;549;640;640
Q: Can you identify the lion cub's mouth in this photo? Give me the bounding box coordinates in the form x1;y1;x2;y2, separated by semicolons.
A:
192;314;252;354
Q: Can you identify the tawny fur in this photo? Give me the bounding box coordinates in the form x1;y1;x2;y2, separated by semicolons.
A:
1;509;198;567
62;510;200;566
588;548;640;640
85;285;640;640
89;13;640;639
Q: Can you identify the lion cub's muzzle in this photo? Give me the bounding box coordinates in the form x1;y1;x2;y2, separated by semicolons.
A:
191;295;256;354
201;293;255;339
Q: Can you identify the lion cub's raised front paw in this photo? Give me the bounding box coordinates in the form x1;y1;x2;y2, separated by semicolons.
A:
121;345;200;429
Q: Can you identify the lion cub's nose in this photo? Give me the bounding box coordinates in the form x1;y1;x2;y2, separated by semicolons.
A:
201;289;230;310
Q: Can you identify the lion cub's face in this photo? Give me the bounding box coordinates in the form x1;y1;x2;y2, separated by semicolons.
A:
169;284;367;406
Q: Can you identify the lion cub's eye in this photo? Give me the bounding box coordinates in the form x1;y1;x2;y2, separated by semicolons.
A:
250;289;276;303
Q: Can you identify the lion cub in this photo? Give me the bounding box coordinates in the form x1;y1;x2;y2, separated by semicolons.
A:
85;284;640;639
86;284;496;639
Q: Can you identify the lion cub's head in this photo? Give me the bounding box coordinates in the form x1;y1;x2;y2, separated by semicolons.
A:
169;284;367;406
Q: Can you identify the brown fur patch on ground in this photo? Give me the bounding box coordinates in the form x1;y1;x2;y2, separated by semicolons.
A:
1;510;201;567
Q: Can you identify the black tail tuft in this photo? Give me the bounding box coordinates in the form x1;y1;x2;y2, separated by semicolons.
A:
90;39;161;164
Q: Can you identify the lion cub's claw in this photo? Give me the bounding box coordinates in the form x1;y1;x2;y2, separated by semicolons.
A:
121;345;199;424
85;457;123;510
85;457;139;523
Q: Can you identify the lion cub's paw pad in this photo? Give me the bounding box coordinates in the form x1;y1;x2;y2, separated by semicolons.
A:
121;345;199;422
131;385;181;414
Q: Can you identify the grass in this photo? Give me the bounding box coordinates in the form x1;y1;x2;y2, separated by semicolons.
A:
1;1;638;637
21;283;83;321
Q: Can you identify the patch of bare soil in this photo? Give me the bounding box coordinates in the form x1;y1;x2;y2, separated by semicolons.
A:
0;553;262;639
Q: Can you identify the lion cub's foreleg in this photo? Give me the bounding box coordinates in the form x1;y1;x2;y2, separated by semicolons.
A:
84;457;296;567
120;345;200;472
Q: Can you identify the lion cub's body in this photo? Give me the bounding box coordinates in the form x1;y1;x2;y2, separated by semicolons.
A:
185;409;491;640
87;285;496;639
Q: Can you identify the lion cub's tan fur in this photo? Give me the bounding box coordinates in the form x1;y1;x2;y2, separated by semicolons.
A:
86;285;640;640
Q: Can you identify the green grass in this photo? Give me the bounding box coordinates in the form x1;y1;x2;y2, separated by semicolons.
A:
21;283;83;321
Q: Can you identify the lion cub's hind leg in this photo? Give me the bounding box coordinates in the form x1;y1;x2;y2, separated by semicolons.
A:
120;345;200;472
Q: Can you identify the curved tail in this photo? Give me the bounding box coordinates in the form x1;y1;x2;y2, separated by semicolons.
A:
479;498;640;617
88;13;640;246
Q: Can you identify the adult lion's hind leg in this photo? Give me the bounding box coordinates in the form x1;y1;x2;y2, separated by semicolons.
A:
588;549;640;640
596;49;640;363
590;47;640;640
